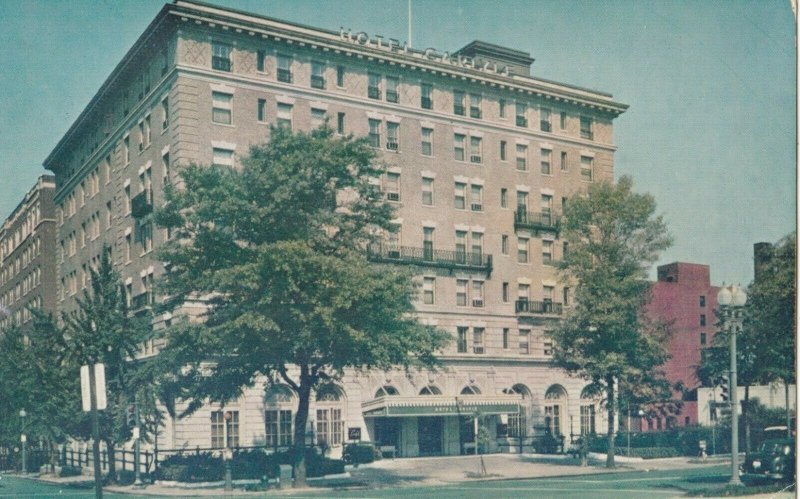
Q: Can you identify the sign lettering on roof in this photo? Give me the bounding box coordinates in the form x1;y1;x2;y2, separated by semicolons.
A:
339;29;510;77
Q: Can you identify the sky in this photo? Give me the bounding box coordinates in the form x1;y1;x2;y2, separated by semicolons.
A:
0;0;795;287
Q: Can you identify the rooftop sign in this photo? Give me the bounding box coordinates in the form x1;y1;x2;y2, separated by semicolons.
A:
339;28;511;76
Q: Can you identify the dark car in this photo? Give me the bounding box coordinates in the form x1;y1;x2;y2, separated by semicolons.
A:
740;438;795;484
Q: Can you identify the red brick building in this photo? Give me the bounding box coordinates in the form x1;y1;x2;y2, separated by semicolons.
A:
642;262;720;430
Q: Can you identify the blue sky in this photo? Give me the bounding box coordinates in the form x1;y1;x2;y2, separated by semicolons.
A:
0;0;795;286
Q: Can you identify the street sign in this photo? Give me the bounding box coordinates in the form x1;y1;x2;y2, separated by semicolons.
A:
80;364;107;411
20;434;26;443
348;427;361;441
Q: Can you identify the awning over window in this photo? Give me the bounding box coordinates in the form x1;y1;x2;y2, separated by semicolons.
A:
362;395;522;418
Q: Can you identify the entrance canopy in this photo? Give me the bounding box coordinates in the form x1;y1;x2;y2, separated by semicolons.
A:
362;395;522;418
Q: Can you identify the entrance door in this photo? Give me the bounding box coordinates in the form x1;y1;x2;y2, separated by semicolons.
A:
417;417;443;456
459;416;476;454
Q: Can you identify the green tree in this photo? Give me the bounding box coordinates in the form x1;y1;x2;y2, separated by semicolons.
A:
549;176;673;468
155;125;448;487
61;248;151;483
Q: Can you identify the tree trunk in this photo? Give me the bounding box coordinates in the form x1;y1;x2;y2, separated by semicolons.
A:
105;440;117;484
291;366;313;488
606;376;616;468
786;379;792;438
743;385;750;454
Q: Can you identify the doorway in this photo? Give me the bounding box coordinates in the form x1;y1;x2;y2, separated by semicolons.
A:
417;417;443;456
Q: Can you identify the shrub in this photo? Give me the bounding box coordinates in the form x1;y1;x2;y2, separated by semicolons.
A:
342;444;381;465
155;452;223;482
115;469;143;485
59;465;82;477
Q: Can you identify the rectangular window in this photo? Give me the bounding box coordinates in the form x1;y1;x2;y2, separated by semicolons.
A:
500;140;507;161
456;280;468;307
386;122;399;150
454;182;466;210
540;108;551;132
337;112;345;135
699;295;706;307
368;119;381;148
257;98;267;122
256;50;265;72
212;41;232;72
473;327;485;353
161;98;169;131
500;188;508;208
385;172;400;202
265;410;292;448
515;102;527;127
421;127;433;156
502;282;509;302
700;314;706;326
455;230;467;262
541;194;553;213
124;234;131;263
311;107;327;127
469;93;482;119
336;65;346;87
501;235;509;255
517;237;529;263
560;151;568;171
470;137;482;163
123;136;130;164
212;91;233;125
453;90;465;115
543;340;553;356
581;156;594;181
700;332;707;345
124;185;131;214
472;282;484;308
563;286;571;306
454;134;465;161
277;103;293;129
210;411;239;448
423;277;435;305
470;185;483;212
457;326;468;353
421;83;433;109
311;61;326;89
422;177;434;206
144;115;151;147
277;55;293;83
560;111;567;129
212;147;234;167
106;201;112;228
499;98;506;118
580;116;593;139
517;191;528;211
503;328;510;349
317;408;342;447
540;149;551;175
519;329;530;354
368;73;381;99
423;227;434;260
385;76;399;103
471;232;483;264
542;240;553;263
516;144;528;171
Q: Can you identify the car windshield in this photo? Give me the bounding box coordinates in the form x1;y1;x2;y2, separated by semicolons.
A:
758;440;788;453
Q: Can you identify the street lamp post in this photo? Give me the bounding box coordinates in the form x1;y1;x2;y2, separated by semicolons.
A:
19;409;27;474
717;284;747;486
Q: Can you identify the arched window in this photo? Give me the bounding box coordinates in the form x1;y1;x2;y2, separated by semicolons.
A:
579;386;599;435
503;384;531;438
544;385;568;436
265;385;296;449
419;385;442;395
316;384;345;447
460;385;481;395
375;385;400;397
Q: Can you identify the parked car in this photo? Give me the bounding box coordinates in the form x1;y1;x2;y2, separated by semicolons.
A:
740;438;795;484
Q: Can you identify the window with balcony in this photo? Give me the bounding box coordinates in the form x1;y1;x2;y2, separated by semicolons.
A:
385;76;399;103
540;149;551;175
454;182;466;210
471;232;483;265
456;280;468;307
580;116;593;139
580;156;593;181
277;55;293;83
212;41;232;72
423;227;434;260
368;119;381;148
421;127;433;156
368;73;381;99
470;137;482;163
212;91;233;125
516;144;528;171
515;102;527;127
311;61;326;89
386;122;399;151
540;108;552;132
469;93;482;118
422;177;434;206
455;230;467;261
454;134;465;161
421;83;433;109
453;90;465;115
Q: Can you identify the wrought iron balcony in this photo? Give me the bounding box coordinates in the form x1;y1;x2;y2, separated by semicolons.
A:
454;104;466;116
540;121;552;132
386;90;399;103
514;209;561;236
131;190;153;219
212;56;231;72
516;116;528;127
470;107;482;119
367;244;492;275
421;96;433;109
515;299;563;315
311;75;325;89
368;86;381;99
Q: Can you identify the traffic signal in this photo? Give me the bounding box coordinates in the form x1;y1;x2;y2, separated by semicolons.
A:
718;375;729;402
126;404;136;428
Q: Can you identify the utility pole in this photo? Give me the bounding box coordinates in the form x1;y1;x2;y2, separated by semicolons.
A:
88;365;104;499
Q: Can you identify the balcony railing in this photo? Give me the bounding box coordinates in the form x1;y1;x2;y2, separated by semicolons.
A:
421;96;433;109
581;129;594;140
470;107;482;119
368;86;381;99
386;90;399;103
367;244;492;275
277;69;293;83
131;190;153;219
514;209;561;236
540;121;552;132
516;116;528;127
454;104;465;116
515;299;563;315
212;56;231;72
311;75;325;89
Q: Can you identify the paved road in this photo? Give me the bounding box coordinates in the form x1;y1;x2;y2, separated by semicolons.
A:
0;475;145;499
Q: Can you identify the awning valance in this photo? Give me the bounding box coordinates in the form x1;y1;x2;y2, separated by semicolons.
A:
361;395;522;418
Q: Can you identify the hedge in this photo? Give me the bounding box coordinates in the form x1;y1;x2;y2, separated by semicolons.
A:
59;465;83;477
342;443;382;465
587;426;732;456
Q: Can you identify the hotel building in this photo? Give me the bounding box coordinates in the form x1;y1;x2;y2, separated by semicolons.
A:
0;175;58;331
43;0;628;457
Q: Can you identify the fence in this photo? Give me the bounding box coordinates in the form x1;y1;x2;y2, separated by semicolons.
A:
0;448;54;472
